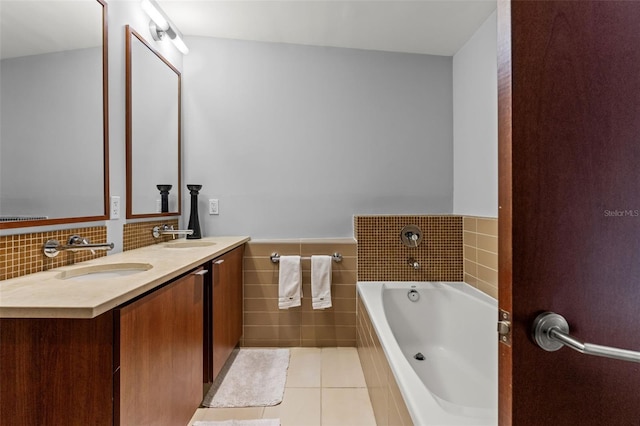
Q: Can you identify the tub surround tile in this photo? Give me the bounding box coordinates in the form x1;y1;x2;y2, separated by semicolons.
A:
355;215;463;282
463;216;498;299
242;240;357;348
356;296;413;426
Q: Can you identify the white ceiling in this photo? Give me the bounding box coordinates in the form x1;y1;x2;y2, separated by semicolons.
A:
159;0;497;56
0;1;496;60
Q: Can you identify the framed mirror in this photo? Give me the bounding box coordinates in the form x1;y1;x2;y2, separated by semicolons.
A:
0;0;109;229
125;26;181;219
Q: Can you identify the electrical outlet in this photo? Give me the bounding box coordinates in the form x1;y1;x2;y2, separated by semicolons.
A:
111;196;120;219
209;199;219;215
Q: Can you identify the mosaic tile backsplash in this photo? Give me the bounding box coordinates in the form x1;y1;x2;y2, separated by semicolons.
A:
0;226;107;281
355;215;463;282
123;219;179;251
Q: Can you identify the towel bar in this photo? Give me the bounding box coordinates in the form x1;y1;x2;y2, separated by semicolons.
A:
270;252;342;264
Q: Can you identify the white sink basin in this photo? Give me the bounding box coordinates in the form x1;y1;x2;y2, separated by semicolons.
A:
55;263;153;281
164;241;216;248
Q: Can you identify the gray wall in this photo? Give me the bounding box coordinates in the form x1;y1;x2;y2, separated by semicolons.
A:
452;11;497;217
183;37;453;238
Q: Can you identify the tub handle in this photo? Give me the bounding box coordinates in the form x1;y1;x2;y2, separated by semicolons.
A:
532;312;640;363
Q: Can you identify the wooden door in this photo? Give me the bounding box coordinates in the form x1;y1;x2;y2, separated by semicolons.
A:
499;1;640;424
116;269;204;425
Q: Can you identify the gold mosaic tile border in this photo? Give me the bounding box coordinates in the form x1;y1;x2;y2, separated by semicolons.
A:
355;215;463;282
241;239;358;348
122;219;179;252
463;216;498;299
0;226;107;281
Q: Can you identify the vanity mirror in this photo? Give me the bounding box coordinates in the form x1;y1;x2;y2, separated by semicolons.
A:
125;26;181;218
0;0;109;229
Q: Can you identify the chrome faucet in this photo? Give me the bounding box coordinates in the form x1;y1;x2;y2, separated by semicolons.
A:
407;257;420;270
43;235;114;258
152;224;194;239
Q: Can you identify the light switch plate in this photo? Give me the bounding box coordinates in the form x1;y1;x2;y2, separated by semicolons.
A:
209;199;219;215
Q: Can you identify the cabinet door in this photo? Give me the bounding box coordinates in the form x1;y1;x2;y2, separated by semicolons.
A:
212;245;244;379
0;313;113;426
116;269;205;425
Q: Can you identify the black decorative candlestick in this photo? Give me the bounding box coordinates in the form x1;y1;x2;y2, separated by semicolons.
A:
186;184;202;239
156;184;172;213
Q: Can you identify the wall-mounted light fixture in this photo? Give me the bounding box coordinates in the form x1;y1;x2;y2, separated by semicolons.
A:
141;0;189;54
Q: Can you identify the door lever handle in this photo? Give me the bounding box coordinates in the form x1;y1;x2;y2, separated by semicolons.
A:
532;312;640;363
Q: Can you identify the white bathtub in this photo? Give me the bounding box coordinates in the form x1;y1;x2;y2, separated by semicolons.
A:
357;281;497;425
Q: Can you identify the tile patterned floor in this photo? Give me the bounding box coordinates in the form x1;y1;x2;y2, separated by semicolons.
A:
189;347;376;426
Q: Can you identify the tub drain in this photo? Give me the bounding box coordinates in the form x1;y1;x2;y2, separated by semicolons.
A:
414;352;426;361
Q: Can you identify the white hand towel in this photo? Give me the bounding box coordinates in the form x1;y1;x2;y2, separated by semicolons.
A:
278;255;302;309
311;255;332;310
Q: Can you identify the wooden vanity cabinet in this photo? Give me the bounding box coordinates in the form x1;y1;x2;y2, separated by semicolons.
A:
0;268;205;426
206;245;244;382
115;268;205;425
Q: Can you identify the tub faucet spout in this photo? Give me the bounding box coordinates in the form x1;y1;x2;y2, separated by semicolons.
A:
408;257;420;270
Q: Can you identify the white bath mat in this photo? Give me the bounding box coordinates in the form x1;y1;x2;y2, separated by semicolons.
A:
193;420;280;426
202;349;290;408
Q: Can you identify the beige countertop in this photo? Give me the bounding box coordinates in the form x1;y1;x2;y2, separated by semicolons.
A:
0;236;250;319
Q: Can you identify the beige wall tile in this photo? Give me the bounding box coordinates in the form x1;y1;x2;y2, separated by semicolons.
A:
243;325;300;340
476;280;498;300
477;234;498;254
463;230;478;248
477;218;498;236
464;245;477;263
464;259;477;278
463;216;477;232
477;249;498;270
244;242;300;257
241;339;300;347
300;242;357;257
243;298;282;313
244;284;279;299
477;264;498;286
301;325;356;342
244;311;301;326
244;270;279;286
301;312;356;326
242;240;357;348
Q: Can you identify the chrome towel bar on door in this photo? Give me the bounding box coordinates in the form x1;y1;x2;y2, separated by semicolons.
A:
532;312;640;363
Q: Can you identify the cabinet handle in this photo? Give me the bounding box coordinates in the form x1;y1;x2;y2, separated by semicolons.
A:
214;259;225;265
193;270;209;276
